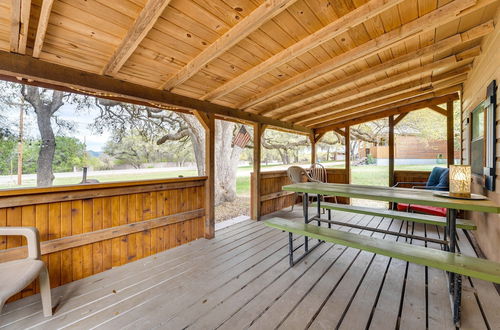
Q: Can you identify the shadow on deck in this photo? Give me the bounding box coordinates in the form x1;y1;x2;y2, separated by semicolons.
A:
1;208;499;329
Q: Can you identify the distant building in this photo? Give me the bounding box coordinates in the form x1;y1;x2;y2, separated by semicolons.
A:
359;135;459;165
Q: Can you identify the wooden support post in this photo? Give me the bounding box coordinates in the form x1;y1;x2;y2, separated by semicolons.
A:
447;100;454;166
252;123;264;220
310;134;317;164
194;111;215;238
345;126;351;183
389;115;395;187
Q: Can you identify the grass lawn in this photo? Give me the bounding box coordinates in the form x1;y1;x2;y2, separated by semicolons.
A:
0;163;441;192
350;164;443;186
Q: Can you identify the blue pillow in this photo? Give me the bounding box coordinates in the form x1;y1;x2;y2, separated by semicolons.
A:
426;167;449;191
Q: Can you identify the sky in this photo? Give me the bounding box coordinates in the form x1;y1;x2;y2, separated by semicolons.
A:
7;102;110;152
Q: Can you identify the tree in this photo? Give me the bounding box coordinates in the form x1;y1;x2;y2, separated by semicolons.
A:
92;100;244;204
0;130;16;175
261;130;310;164
0;81;85;186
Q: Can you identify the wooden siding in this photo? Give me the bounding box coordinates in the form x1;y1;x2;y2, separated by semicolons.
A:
0;177;207;302
251;168;349;218
461;6;500;263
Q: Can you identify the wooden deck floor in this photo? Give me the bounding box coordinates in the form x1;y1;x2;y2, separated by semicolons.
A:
1;208;500;329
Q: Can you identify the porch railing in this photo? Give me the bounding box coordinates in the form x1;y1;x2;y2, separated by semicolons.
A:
0;176;207;302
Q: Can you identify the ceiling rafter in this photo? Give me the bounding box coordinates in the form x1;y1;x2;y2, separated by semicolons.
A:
10;0;31;54
279;55;462;122
255;21;493;116
102;0;173;76
160;0;298;91
314;87;462;131
236;0;483;110
316;94;460;134
287;48;479;123
32;0;54;58
0;50;312;134
200;0;405;101
297;68;470;127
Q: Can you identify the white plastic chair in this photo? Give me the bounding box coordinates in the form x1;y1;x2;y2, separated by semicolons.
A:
0;227;52;317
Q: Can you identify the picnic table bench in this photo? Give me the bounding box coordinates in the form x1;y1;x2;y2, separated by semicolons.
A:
275;182;500;325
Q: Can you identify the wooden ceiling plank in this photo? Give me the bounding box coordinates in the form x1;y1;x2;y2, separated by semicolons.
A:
32;0;54;58
316;93;460;134
279;55;460;121
290;50;477;124
257;21;493;116
9;0;21;52
314;86;462;130
298;71;469;127
160;0;298;91
236;0;483;110
17;0;30;54
102;0;173;76
0;50;311;134
200;0;406;101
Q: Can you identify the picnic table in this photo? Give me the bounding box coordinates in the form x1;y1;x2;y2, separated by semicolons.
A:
280;182;500;324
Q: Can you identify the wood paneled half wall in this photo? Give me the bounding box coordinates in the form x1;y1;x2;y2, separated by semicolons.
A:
0;177;207;302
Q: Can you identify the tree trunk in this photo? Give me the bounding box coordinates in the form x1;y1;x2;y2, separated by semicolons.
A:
21;87;65;187
179;115;242;205
35;111;56;187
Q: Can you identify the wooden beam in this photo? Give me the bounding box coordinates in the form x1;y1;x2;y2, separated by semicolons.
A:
333;128;345;136
161;0;297;91
194;111;215;238
310;134;317;164
10;0;21;52
447;100;455;166
389;115;395;187
298;69;470;127
10;0;30;54
237;0;479;110
251;123;265;220
201;0;405;101
281;54;464;122
429;104;448;116
102;0;173;76
393;112;409;126
32;0;54;58
0;51;312;134
316;93;460;134
345;126;351;183
305;83;465;128
255;22;493;116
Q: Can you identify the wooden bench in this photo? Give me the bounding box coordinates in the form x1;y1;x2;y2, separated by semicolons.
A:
265;217;500;283
311;202;476;230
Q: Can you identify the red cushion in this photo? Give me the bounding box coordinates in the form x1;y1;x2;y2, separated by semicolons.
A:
396;203;410;212
409;204;447;217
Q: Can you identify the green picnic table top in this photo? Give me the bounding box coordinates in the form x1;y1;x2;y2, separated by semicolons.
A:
282;182;500;213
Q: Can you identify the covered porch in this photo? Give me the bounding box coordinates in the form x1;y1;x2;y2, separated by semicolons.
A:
2;208;499;329
1;0;500;328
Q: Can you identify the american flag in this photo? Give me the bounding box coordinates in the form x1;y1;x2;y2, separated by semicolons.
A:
232;125;251;148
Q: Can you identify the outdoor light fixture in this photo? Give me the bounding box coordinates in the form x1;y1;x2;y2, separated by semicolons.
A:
449;165;472;198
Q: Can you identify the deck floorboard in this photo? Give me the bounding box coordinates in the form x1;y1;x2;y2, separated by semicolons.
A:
1;209;499;330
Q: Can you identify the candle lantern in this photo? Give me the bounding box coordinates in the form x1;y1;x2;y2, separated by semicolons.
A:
449;165;471;198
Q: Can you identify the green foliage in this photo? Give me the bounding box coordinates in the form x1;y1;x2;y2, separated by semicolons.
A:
1;136;87;175
103;130;194;168
0;133;17;175
366;154;376;165
53;136;86;172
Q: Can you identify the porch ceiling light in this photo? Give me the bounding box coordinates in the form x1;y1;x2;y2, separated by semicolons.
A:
449;165;472;198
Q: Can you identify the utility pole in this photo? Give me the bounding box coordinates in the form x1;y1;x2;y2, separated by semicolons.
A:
17;99;24;185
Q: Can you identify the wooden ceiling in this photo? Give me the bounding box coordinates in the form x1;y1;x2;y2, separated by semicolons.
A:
0;0;498;134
